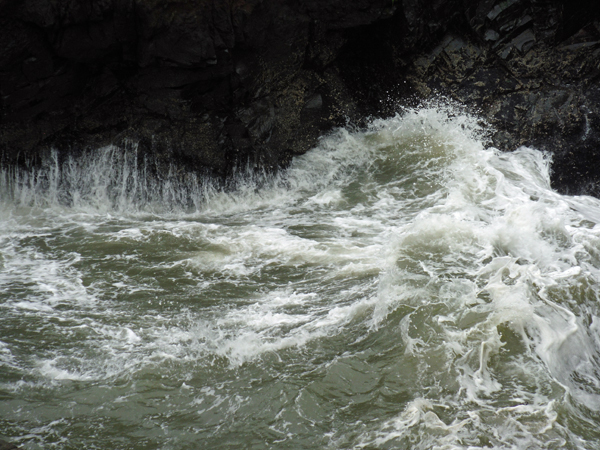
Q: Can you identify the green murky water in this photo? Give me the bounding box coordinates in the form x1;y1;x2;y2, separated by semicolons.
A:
2;105;600;449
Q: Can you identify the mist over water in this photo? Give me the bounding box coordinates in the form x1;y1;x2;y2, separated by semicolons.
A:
2;103;600;449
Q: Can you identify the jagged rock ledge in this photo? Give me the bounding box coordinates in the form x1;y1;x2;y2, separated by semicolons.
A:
1;0;599;195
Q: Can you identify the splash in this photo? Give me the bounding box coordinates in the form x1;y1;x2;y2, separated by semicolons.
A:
1;101;600;449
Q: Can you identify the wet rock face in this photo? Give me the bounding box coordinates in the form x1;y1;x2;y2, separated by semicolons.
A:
1;0;599;195
0;0;403;176
405;0;600;196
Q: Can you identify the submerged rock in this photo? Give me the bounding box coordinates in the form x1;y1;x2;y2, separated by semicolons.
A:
0;439;20;450
1;0;599;195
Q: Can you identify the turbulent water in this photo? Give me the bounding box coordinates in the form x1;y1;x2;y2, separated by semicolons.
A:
2;104;600;449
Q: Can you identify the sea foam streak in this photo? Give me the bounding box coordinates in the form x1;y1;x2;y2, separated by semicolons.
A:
1;103;600;449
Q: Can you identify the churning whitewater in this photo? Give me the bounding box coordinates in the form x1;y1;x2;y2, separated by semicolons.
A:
1;104;600;449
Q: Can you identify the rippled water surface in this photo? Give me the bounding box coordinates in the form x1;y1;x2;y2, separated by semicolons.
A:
2;105;600;449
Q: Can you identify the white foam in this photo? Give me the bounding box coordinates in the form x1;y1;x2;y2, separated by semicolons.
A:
2;101;600;448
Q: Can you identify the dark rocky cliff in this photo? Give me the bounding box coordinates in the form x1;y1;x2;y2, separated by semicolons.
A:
1;0;599;195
